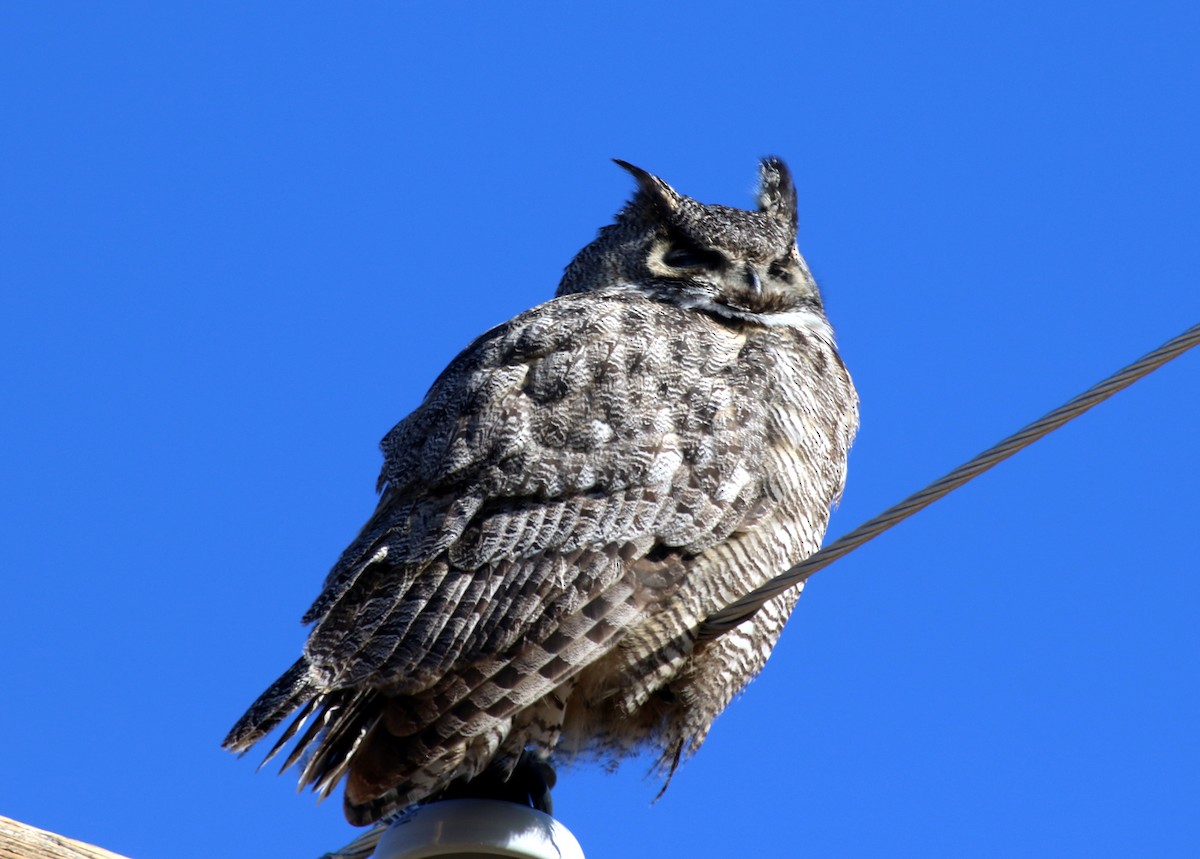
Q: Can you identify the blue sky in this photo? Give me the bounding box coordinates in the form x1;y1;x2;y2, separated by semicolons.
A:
2;3;1198;857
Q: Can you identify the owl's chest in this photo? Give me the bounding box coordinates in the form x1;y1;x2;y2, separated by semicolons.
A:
730;325;852;448
735;328;856;535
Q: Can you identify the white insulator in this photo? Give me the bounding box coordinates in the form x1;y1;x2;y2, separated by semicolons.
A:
372;799;585;859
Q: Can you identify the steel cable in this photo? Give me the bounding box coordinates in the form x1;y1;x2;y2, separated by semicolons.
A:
696;322;1200;642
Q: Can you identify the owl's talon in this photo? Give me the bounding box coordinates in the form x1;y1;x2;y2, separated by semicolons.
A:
431;751;556;814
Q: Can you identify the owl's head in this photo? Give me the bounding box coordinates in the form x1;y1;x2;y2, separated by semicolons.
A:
557;158;823;323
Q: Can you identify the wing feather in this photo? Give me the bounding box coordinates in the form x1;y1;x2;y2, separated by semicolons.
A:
244;291;778;809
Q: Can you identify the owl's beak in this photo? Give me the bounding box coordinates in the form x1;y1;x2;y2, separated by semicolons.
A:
744;264;762;297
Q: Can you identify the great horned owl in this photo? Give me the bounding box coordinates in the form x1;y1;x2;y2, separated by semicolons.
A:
224;158;859;825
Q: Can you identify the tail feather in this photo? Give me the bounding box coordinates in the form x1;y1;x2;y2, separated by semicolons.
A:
225;653;391;807
223;657;318;754
297;688;383;794
267;695;319;771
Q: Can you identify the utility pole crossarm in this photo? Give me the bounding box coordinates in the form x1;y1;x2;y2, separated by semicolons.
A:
0;816;132;859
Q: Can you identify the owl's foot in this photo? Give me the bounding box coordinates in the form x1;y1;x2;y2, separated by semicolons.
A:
431;750;557;814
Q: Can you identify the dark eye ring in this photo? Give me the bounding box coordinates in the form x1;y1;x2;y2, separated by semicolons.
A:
662;242;726;270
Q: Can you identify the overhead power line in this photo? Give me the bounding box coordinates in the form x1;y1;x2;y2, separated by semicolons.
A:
696;322;1200;642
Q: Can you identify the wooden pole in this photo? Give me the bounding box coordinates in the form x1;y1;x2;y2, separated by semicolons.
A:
0;816;132;859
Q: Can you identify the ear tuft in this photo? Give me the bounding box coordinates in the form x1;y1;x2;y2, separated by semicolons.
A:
613;159;682;214
756;156;798;234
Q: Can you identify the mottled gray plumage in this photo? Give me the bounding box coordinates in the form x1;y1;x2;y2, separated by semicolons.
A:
224;158;858;825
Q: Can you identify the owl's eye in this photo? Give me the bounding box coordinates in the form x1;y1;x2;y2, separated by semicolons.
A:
768;259;795;284
662;240;726;271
